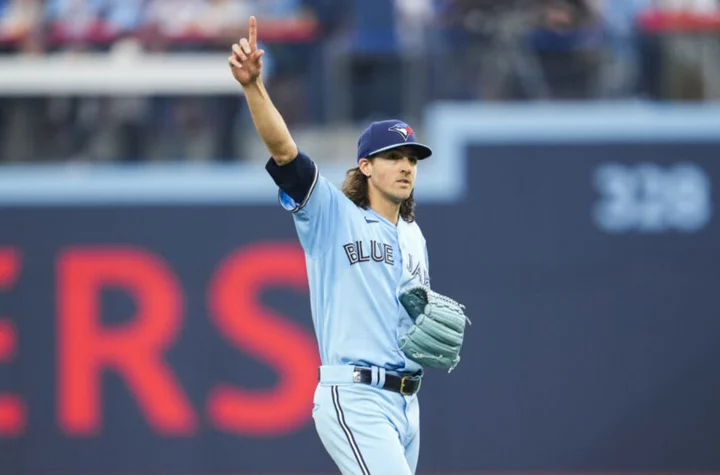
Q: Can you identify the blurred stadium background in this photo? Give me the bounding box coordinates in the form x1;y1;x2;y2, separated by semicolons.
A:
1;0;720;474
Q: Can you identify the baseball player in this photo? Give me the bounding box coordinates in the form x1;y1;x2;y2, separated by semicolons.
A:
229;17;468;475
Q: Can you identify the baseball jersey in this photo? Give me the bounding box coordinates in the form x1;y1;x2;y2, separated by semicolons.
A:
267;152;430;374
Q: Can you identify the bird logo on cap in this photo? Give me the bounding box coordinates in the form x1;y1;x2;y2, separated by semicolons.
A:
388;123;413;141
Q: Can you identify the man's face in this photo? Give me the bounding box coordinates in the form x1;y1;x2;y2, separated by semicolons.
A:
361;146;419;204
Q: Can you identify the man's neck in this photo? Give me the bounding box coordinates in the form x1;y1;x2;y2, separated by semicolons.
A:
369;193;401;225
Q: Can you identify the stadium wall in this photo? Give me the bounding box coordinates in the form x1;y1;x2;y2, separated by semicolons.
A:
1;103;719;475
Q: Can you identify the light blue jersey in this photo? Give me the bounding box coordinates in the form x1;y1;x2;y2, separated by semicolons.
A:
278;158;429;374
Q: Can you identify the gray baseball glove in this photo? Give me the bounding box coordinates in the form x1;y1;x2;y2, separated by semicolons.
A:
398;286;470;372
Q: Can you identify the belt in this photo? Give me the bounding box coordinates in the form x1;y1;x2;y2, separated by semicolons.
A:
352;366;422;396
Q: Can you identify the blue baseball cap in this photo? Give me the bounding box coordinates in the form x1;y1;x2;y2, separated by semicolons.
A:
356;119;432;162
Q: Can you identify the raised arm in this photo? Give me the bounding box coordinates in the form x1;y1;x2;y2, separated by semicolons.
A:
229;16;298;165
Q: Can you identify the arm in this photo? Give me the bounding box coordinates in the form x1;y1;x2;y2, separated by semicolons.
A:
243;80;298;164
229;16;298;165
227;16;340;258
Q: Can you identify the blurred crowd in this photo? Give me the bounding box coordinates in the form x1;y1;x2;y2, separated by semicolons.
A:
0;0;719;162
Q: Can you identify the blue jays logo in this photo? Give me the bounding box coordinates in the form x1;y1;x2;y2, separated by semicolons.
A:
388;123;413;142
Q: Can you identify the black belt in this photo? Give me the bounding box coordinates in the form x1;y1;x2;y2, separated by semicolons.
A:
352;366;422;396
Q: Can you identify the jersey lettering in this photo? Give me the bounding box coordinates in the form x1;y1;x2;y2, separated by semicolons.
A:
406;254;430;286
343;241;394;266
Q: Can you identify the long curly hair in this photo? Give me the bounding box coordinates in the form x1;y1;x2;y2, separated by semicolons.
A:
341;165;416;223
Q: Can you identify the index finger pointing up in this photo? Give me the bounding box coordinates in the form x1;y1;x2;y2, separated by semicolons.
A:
249;16;257;49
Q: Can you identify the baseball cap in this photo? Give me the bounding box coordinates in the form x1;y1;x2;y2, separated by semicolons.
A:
356;119;432;162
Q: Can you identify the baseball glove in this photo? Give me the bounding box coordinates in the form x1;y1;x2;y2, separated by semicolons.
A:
398;286;470;372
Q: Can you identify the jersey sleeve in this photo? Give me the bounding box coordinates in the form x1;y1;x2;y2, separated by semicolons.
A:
266;151;342;257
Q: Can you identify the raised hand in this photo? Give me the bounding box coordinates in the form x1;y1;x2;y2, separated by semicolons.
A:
229;16;265;86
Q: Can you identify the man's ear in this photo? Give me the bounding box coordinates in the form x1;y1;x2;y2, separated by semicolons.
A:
358;158;372;177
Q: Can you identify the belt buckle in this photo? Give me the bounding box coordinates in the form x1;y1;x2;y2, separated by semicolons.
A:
400;375;420;396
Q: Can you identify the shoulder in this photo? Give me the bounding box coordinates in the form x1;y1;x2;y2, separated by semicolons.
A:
401;218;427;241
403;218;424;233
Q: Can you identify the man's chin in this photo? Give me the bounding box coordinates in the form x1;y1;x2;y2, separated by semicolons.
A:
379;188;412;204
394;191;412;203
